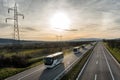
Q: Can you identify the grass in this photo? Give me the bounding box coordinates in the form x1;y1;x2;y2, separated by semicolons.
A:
0;47;72;80
0;59;43;80
0;68;24;80
61;47;94;80
0;50;44;80
28;57;43;66
2;49;44;57
0;45;89;80
105;43;120;63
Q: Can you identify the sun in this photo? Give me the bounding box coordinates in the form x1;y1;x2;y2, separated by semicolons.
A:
50;12;71;31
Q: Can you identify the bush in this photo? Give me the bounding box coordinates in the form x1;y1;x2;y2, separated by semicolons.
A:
0;54;29;68
0;68;23;80
11;55;29;68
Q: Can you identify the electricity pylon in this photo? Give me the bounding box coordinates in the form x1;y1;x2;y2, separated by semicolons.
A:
5;3;24;44
56;35;62;41
56;35;62;51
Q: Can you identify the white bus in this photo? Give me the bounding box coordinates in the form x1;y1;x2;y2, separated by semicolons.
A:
43;52;64;68
73;47;80;54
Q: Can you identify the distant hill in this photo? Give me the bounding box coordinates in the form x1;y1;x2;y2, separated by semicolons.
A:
0;38;45;45
104;38;120;41
0;38;119;45
0;38;14;43
72;38;102;41
0;38;101;44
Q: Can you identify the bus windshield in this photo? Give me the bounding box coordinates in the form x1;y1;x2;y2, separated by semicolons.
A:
44;57;53;65
73;48;77;52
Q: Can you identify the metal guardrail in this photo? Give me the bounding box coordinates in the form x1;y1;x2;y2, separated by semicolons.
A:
76;47;95;80
54;45;94;80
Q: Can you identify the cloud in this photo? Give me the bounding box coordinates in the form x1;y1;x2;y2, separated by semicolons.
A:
114;18;120;24
0;0;120;40
55;28;78;31
65;29;78;31
108;26;120;31
21;27;37;31
0;22;12;28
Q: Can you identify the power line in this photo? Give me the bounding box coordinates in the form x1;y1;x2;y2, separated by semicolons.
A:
5;3;24;44
56;35;62;41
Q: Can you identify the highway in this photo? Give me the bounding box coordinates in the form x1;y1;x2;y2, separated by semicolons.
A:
76;42;120;80
5;44;94;80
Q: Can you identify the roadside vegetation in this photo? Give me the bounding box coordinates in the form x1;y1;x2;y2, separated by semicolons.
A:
0;41;92;80
104;39;120;63
61;45;95;80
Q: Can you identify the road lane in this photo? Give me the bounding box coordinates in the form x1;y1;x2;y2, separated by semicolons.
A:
21;45;92;80
77;42;120;80
5;44;93;80
103;44;120;80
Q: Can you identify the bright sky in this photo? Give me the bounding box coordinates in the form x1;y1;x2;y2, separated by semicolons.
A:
0;0;120;41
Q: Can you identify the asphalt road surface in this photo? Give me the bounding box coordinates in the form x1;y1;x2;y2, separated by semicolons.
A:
77;42;120;80
5;44;94;80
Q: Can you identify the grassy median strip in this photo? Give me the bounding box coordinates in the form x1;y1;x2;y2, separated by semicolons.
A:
0;48;75;80
61;47;94;80
0;44;91;80
0;58;43;80
105;44;120;63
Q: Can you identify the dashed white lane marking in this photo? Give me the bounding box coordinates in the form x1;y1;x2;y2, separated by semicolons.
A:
17;68;43;80
96;60;98;64
94;74;97;80
103;50;115;80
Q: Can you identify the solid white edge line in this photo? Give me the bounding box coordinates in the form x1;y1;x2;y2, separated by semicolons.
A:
103;48;115;80
96;61;98;64
104;45;120;67
53;45;93;80
6;44;92;80
17;68;43;80
75;45;95;80
94;74;97;80
53;51;84;80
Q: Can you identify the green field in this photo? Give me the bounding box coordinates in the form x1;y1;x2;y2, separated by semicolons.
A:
61;46;94;80
0;47;75;80
0;41;92;80
105;44;120;63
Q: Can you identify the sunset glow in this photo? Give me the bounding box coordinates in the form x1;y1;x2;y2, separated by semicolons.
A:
0;0;120;41
50;12;71;32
